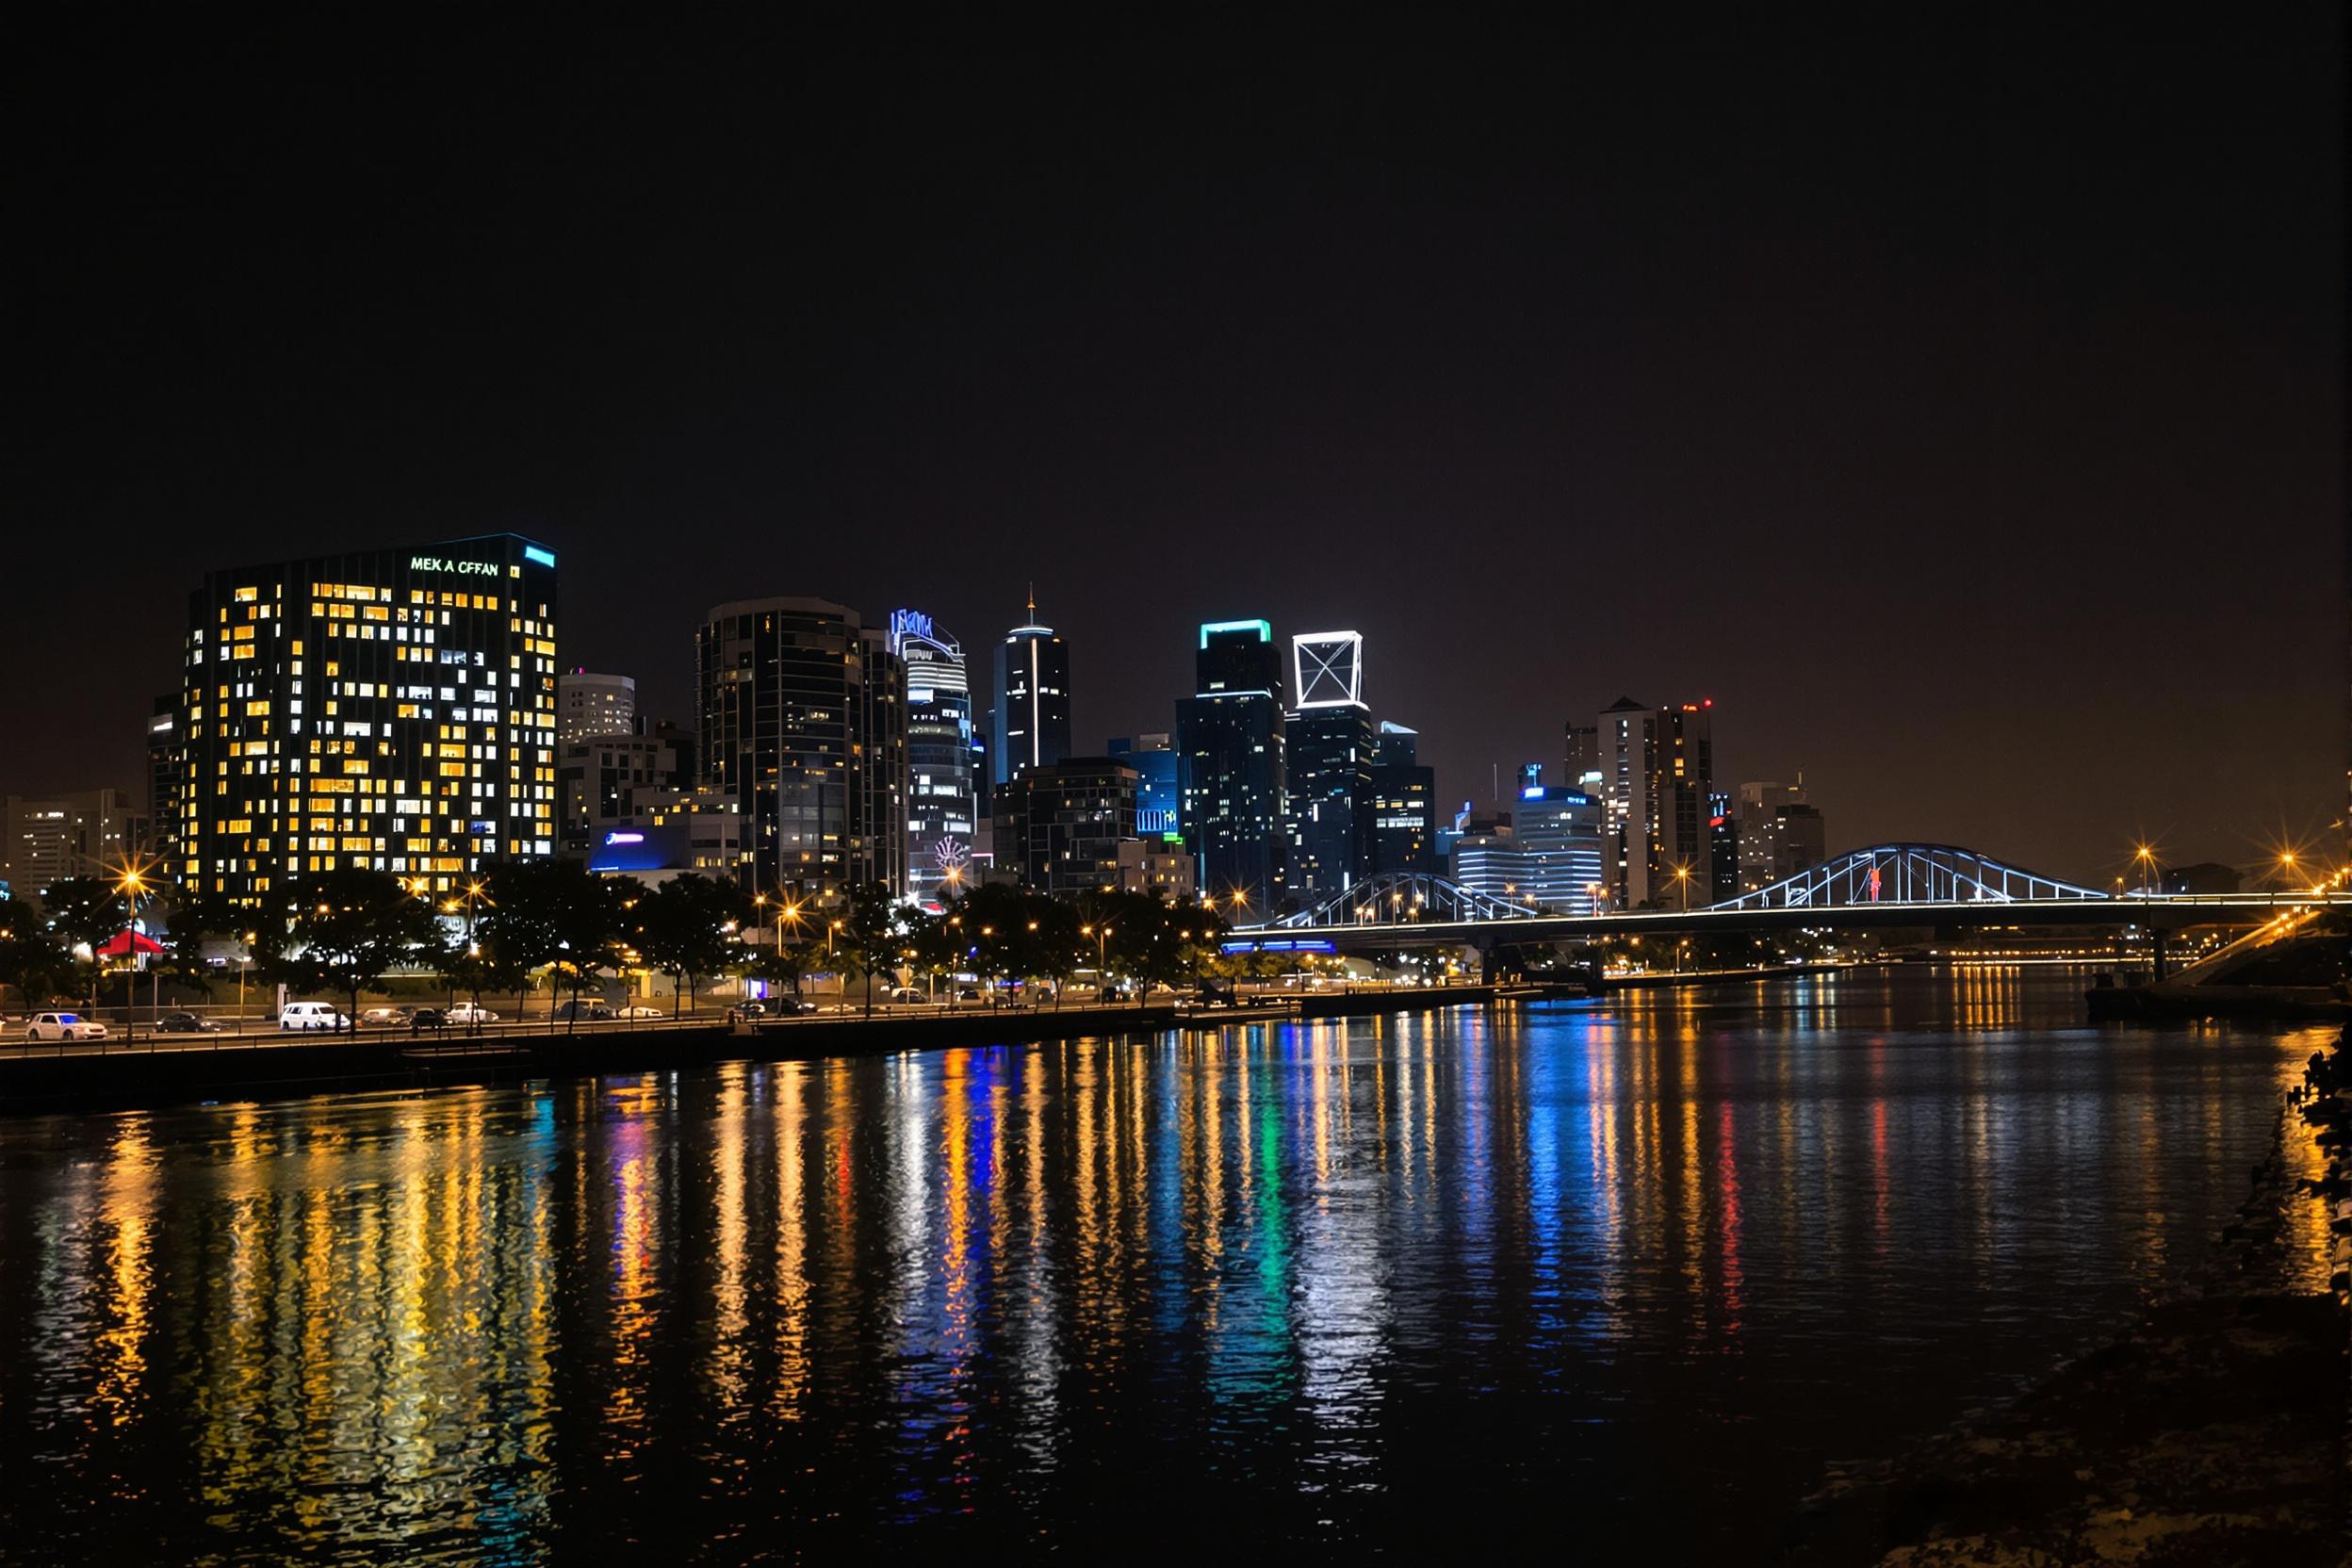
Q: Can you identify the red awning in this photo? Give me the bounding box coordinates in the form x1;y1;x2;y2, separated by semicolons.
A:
94;929;166;958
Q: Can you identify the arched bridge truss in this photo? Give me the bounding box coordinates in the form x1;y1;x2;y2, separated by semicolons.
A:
1272;872;1545;929
1716;843;2109;911
1260;845;2112;931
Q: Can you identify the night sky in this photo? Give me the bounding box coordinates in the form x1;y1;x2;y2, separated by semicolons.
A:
12;18;2344;884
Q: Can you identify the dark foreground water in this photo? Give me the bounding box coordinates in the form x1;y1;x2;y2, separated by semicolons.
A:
0;970;2330;1562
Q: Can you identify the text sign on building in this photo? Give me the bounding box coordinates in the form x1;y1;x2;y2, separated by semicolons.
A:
408;555;502;577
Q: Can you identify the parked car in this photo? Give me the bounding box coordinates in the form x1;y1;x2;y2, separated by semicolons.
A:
446;1003;500;1025
887;987;924;1004
956;987;982;1003
156;1010;222;1033
409;1007;448;1031
360;1005;411;1026
279;1002;347;1032
26;1011;108;1042
552;1000;609;1021
734;1000;769;1019
615;1004;665;1020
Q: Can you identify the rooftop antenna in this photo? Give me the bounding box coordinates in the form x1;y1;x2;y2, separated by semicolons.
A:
1027;581;1037;621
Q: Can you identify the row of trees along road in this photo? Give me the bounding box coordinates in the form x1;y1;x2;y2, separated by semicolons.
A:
1;863;1238;1026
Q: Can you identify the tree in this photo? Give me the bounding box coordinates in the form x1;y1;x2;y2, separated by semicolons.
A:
812;881;904;1019
477;859;571;1021
267;869;441;1027
33;877;126;951
0;923;64;1010
546;865;630;1031
1098;890;1224;1003
632;874;752;1017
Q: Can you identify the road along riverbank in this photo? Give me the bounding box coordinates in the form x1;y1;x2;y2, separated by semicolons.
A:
1778;1025;2350;1566
0;1005;1179;1114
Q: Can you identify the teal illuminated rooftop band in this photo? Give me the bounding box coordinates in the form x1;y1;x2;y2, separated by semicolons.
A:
523;545;556;568
1200;618;1272;647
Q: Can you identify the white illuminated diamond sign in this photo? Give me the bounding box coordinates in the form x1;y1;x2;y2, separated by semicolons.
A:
1292;631;1364;708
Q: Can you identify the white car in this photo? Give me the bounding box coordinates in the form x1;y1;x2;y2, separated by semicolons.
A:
445;1003;499;1024
615;1004;665;1020
279;1002;348;1031
26;1011;108;1042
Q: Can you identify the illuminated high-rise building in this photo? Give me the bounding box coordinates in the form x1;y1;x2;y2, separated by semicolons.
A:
695;596;904;904
176;533;560;904
1596;696;1654;908
144;694;179;865
991;590;1071;787
1368;721;1436;875
1515;764;1605;912
1283;630;1373;901
893;609;978;906
1176;618;1286;915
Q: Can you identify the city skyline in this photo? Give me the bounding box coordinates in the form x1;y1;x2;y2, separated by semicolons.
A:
0;539;2340;890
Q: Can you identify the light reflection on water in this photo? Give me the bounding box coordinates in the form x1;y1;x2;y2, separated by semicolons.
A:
0;970;2328;1560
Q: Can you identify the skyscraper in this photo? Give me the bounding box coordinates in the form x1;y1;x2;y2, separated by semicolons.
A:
1593;697;1716;908
991;591;1071;788
893;609;978;906
1596;696;1654;908
176;533;559;904
1176;619;1286;915
144;694;179;865
1368;721;1437;875
1708;789;1738;904
1654;702;1716;906
859;627;908;899
1283;630;1373;901
695;596;904;904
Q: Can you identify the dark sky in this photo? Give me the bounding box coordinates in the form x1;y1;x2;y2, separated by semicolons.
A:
12;17;2344;885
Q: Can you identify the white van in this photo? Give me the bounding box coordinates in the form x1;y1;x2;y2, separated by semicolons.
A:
279;1002;348;1032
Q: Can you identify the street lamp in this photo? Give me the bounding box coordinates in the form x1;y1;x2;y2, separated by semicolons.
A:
112;858;155;1037
1081;923;1112;994
2133;844;2157;897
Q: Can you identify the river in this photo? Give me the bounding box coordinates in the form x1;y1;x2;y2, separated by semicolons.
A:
0;968;2329;1561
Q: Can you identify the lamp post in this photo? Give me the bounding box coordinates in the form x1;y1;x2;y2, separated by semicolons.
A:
1674;864;1692;912
1082;923;1111;998
2133;845;2156;897
114;862;149;1041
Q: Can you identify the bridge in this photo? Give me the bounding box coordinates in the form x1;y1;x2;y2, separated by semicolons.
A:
1232;844;2343;953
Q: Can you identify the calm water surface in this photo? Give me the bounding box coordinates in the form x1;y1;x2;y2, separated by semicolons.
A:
0;970;2329;1562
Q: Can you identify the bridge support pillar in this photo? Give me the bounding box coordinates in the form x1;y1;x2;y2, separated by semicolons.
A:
2149;928;2167;981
